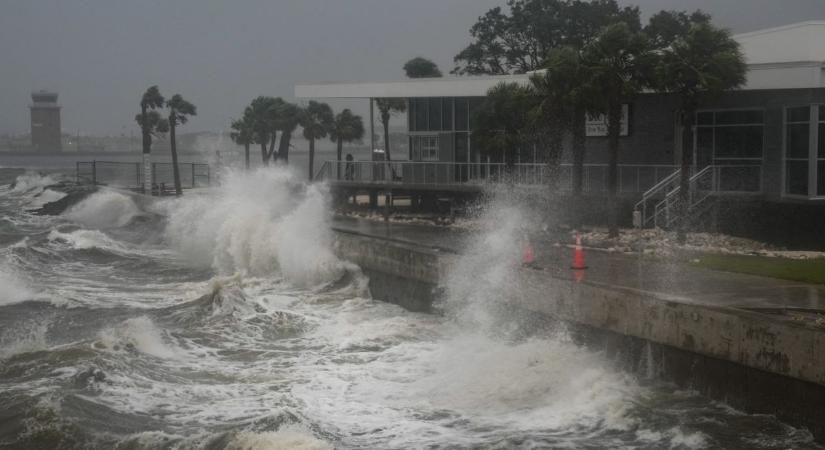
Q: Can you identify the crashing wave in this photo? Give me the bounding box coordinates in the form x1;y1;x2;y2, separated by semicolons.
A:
63;190;141;228
162;168;347;287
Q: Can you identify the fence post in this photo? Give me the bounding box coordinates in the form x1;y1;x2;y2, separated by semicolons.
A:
191;164;196;188
92;161;97;185
76;162;80;184
207;165;211;186
151;163;156;196
136;162;141;191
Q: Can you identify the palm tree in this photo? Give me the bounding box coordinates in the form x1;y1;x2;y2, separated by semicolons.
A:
272;101;301;164
655;21;746;243
472;82;535;168
136;86;166;193
300;101;334;180
374;98;406;164
582;22;656;237
330;109;365;179
245;96;279;165
403;57;443;78
166;94;197;196
536;47;599;197
230;116;255;170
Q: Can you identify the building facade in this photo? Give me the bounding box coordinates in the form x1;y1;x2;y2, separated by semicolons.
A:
295;21;825;206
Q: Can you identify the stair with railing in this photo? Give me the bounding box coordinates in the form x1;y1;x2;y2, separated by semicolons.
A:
635;164;763;230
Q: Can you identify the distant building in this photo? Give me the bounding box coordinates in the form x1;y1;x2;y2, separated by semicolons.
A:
30;90;61;151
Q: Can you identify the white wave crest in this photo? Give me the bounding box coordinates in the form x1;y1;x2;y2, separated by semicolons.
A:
47;228;130;253
10;172;59;194
0;320;48;359
25;189;67;210
227;427;332;450
163;168;345;286
97;316;180;359
0;268;36;306
64;190;141;228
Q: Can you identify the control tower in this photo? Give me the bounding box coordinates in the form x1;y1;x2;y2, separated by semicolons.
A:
30;90;62;151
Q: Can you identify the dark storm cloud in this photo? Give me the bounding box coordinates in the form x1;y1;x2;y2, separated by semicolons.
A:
1;0;823;135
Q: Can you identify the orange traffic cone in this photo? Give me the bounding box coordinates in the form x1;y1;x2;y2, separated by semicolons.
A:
571;233;588;270
522;241;535;266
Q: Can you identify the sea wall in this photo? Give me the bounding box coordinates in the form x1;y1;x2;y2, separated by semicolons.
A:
333;228;825;441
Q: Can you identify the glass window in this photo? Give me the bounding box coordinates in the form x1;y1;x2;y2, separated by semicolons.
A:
442;98;453;131
408;100;416;131
455;98;468;131
414;99;428;132
788;106;810;123
428;98;441;132
715;110;763;125
786;161;809;195
697;112;714;126
714;127;763;159
786;123;809;159
819;123;825;159
411;135;439;161
468;98;484;130
819;161;825;196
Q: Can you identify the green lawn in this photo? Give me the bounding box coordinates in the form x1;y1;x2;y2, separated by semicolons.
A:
690;253;825;285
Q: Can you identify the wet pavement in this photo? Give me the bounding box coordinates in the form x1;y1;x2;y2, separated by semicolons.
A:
332;216;825;313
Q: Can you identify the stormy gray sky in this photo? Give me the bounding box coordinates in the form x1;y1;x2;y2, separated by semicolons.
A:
1;0;823;136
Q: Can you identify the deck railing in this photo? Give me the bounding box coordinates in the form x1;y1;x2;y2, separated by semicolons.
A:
76;161;210;193
316;160;679;194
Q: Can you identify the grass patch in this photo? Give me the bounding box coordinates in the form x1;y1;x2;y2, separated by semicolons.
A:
690;253;825;285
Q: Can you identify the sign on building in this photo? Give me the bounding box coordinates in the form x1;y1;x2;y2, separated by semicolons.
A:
586;104;629;137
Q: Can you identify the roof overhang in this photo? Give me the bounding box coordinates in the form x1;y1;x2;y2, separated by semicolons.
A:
295;74;533;99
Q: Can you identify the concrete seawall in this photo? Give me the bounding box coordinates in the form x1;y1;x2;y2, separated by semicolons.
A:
333;228;825;441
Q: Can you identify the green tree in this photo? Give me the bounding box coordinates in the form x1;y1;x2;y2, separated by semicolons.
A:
330;109;365;179
230;116;255;170
272;100;301;164
136;86;167;192
374;98;406;165
166;94;197;197
472;82;536;167
532;47;598;196
452;0;640;75
245;96;279;165
300;101;334;181
403;57;443;78
644;9;711;48
652;18;746;243
582;22;656;237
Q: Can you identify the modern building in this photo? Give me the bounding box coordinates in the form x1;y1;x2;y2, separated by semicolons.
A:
295;21;825;244
30;90;62;151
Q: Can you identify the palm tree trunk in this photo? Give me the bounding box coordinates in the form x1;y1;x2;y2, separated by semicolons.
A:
268;132;278;163
382;117;397;179
260;141;268;166
170;120;182;197
244;142;250;170
677;105;696;244
607;102;621;238
141;106;150;193
308;137;315;181
277;131;292;164
336;137;343;180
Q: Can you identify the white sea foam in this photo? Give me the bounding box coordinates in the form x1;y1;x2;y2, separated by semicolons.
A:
163;167;346;286
98;316;181;359
10;172;59;194
25;188;66;209
64;190;141;228
227;427;332;450
0;320;48;359
0;267;36;306
47;228;130;253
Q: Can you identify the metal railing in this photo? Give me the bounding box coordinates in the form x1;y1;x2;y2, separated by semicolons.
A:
76;161;210;193
315;160;679;194
650;164;763;229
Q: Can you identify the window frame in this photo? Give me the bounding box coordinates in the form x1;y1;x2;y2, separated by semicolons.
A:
694;107;766;164
782;104;825;199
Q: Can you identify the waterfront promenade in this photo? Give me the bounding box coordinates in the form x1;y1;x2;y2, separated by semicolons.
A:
332;216;825;313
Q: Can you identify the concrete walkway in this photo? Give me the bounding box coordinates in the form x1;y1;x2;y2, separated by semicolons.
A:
332;217;825;313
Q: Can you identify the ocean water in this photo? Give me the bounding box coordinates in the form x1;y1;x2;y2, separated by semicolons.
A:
0;166;821;450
